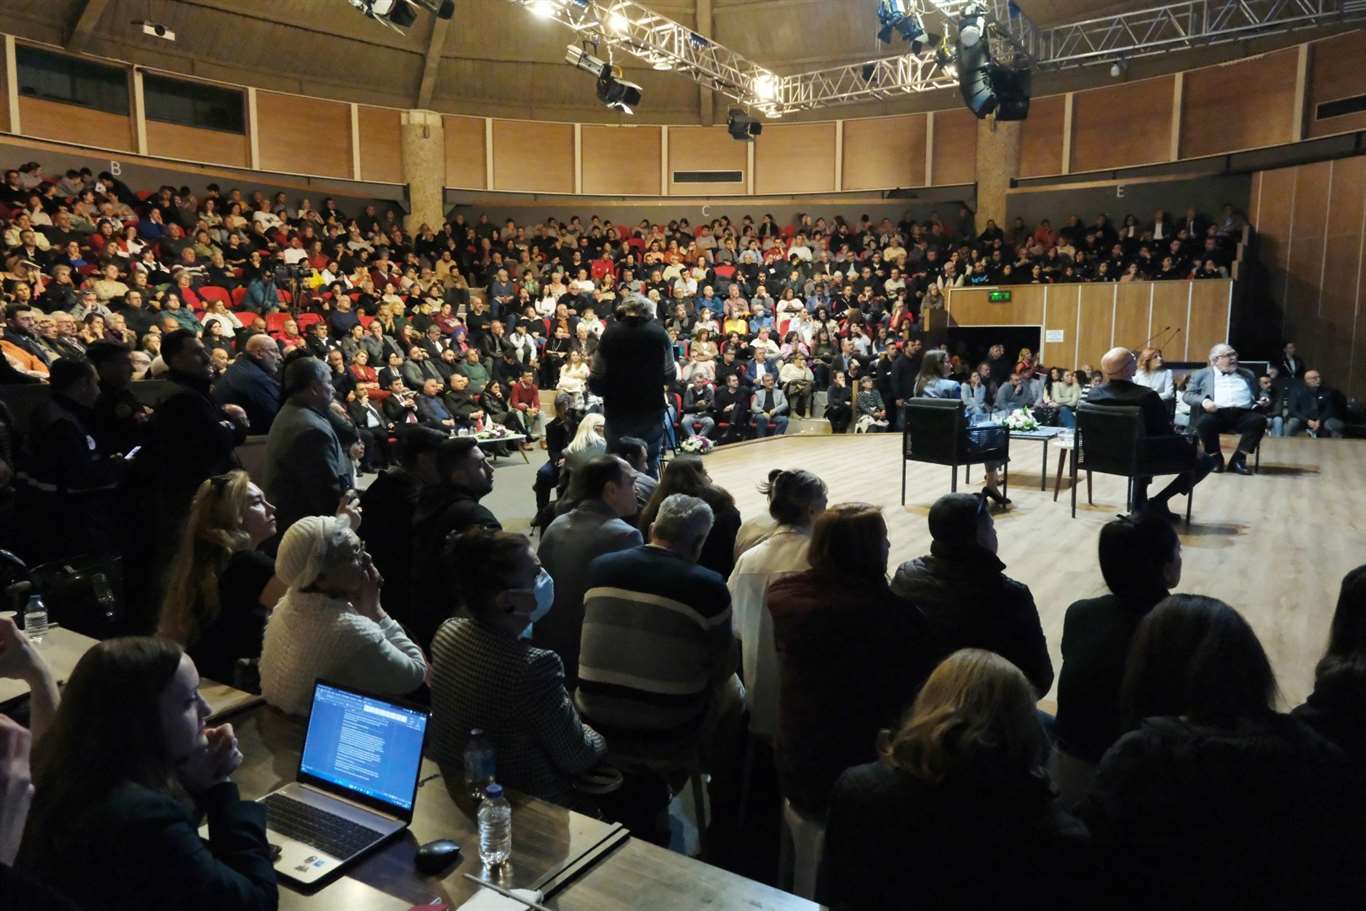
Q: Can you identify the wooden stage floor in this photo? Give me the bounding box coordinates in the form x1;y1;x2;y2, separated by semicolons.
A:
700;433;1365;707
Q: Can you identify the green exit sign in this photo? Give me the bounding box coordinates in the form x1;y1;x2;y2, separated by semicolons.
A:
988;290;1012;302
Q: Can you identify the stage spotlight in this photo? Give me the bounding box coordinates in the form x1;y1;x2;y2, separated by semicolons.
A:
531;0;556;17
958;5;986;48
753;73;779;102
727;108;763;141
875;0;907;43
1109;58;1128;78
597;72;642;114
349;0;420;31
566;45;642;114
607;10;630;33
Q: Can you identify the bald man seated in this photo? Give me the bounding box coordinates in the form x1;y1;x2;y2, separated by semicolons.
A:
1085;346;1215;519
212;332;284;434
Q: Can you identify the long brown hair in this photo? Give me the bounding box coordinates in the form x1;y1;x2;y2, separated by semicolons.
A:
914;350;950;396
24;638;184;859
1137;347;1163;373
882;648;1043;784
807;502;887;583
158;471;254;647
638;456;735;535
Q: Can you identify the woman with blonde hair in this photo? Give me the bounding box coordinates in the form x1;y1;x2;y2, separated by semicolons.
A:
1133;346;1174;401
818;649;1088;910
563;411;607;474
158;471;285;688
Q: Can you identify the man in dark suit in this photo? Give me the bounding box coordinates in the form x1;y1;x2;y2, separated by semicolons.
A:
1088;347;1214;518
1278;341;1306;381
1181;343;1267;475
212;333;282;435
262;357;354;538
1286;369;1346;438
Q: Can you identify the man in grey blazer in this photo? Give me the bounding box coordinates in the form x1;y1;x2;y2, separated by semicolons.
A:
1181;343;1267;475
535;455;644;686
750;373;790;437
264;356;354;537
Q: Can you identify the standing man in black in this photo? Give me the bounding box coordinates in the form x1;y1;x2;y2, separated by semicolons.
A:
1088;346;1214;518
889;339;922;430
589;293;675;475
20;358;128;565
85;340;152;456
148;330;249;539
1278;341;1306;381
358;426;445;643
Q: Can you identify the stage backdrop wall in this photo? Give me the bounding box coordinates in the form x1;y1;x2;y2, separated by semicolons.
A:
935;279;1233;371
1251;154;1366;402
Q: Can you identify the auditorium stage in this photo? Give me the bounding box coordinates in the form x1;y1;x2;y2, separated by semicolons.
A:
699;433;1364;707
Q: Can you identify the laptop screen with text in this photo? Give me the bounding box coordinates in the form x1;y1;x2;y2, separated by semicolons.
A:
298;682;428;815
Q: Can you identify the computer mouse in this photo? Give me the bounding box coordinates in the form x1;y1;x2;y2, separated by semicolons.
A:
415;838;462;874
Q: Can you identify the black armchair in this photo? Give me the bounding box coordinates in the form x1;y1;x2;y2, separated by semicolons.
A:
901;399;1010;505
1072;401;1194;524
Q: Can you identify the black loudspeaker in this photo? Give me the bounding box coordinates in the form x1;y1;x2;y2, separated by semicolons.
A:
992;65;1031;121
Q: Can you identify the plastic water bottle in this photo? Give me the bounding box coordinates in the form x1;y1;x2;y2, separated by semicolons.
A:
477;783;511;866
463;729;495;802
22;594;47;644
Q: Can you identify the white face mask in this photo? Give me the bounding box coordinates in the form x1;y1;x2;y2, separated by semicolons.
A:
519;569;555;639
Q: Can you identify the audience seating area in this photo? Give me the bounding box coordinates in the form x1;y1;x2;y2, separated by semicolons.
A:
1;158;1363;911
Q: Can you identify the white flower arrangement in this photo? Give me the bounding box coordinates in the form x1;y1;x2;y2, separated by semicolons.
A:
476;423;514;439
679;436;715;454
1003;408;1039;432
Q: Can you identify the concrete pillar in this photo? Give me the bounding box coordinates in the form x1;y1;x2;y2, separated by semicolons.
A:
975;115;1021;234
400;109;447;232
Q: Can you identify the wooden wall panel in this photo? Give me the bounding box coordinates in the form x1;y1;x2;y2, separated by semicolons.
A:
1018;95;1065;179
947;286;1043;327
841;114;927;191
1318;157;1366;384
357;106;402;184
1187;280;1234;363
145;121;249;167
18;97;133;151
1076;283;1117;369
931;109;977;186
582;125;660;196
1043;285;1079;368
667;126;746;196
1284;160;1332;338
1113;282;1153;352
255;92;351;178
444;115;486;189
492;120;572;193
754;122;836;196
1181;51;1298;159
1307;31;1366;139
1070;76;1173;174
1150;283;1191;360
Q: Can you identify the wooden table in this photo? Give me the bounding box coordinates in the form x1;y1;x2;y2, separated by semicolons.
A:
0;624;98;706
228;705;816;911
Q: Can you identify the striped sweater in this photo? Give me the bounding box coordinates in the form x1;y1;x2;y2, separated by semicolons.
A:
575;545;736;734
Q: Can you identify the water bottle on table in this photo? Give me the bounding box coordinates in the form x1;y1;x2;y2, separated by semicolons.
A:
463;728;496;802
477;783;511;867
23;594;48;644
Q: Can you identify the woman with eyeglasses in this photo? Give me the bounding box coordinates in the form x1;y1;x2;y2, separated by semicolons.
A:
158;471;285;690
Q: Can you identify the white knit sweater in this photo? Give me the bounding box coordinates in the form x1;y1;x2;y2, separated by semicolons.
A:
259;589;428;716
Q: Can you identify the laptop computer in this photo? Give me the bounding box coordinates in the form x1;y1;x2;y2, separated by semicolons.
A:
238;680;429;886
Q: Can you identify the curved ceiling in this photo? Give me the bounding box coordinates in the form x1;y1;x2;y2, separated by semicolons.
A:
0;0;1354;123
